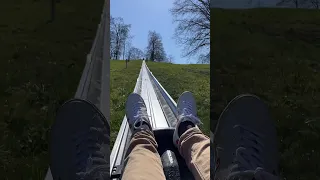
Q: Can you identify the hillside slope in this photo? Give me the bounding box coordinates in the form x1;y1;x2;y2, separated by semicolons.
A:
110;60;141;147
211;8;320;179
147;61;210;135
0;0;104;178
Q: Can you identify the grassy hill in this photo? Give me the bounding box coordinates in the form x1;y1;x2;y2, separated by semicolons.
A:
110;60;141;147
147;61;210;135
0;0;104;179
110;60;210;148
211;8;320;179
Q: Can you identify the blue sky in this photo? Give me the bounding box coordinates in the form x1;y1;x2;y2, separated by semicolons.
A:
111;0;190;64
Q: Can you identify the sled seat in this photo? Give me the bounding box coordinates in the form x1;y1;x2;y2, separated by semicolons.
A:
154;128;195;180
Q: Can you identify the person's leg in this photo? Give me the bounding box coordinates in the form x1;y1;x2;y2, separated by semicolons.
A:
213;94;279;180
50;99;109;180
122;93;166;180
179;126;210;180
173;91;210;180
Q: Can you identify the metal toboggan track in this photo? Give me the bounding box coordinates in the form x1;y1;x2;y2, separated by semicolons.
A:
110;61;179;177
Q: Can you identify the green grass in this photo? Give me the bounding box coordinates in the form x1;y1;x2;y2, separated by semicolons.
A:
110;60;210;148
0;0;104;179
147;61;210;135
110;60;142;147
211;8;320;179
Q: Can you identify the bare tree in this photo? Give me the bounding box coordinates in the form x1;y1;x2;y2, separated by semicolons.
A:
170;0;210;62
311;0;320;9
110;16;131;60
146;31;167;62
248;0;263;7
277;0;302;8
277;0;320;8
307;0;320;8
128;47;145;60
123;35;134;60
167;55;175;63
197;53;210;64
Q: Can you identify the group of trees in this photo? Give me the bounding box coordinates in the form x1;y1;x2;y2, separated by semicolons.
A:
110;17;159;61
248;0;320;8
110;17;146;61
110;17;172;62
277;0;320;8
127;47;144;60
111;0;210;64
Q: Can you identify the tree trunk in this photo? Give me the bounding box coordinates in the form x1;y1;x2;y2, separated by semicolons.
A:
123;43;126;60
151;43;155;61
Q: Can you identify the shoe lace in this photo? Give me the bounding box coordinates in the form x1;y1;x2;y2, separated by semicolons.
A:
133;102;148;118
179;107;202;125
227;125;278;180
134;106;148;119
73;114;108;180
132;104;149;127
227;168;279;180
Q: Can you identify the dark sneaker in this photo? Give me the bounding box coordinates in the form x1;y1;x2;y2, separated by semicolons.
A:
173;91;202;148
50;99;109;180
214;94;279;180
125;93;151;131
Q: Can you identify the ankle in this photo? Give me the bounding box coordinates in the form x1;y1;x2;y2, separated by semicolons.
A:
133;122;153;135
178;121;195;137
140;121;152;131
133;120;152;131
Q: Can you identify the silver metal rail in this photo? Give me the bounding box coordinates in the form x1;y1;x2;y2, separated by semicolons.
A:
110;61;178;177
44;0;110;179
